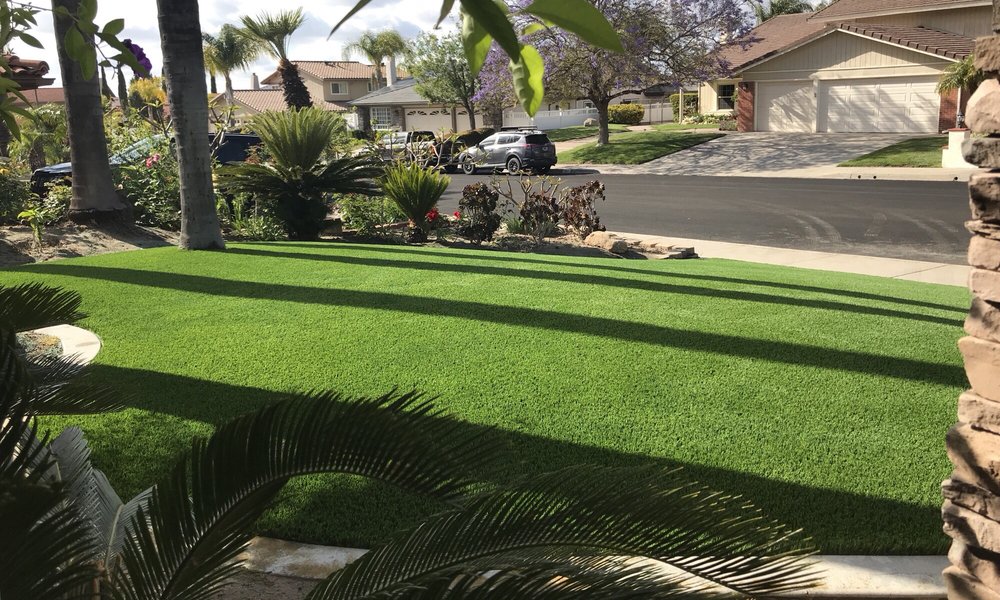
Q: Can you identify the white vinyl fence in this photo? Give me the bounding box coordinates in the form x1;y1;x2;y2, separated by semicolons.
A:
503;103;676;130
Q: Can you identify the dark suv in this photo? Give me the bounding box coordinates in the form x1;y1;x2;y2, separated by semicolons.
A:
458;129;556;175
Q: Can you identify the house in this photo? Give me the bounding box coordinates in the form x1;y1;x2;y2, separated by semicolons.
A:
699;0;986;133
2;54;54;92
350;77;484;133
14;87;65;107
210;61;387;128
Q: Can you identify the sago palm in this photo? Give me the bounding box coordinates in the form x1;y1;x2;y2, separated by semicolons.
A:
203;24;261;105
239;8;313;109
216;107;382;239
343;30;407;89
1;282;820;600
382;162;451;242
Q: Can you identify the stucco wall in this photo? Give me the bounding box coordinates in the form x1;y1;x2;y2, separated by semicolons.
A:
699;80;738;115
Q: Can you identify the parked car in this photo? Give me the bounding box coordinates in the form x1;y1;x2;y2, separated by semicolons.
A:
29;132;263;195
458;129;557;175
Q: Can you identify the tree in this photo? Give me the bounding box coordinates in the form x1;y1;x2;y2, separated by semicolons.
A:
343;29;407;90
749;0;813;23
157;0;226;250
52;0;129;221
203;24;260;105
406;31;480;130
239;9;312;109
937;55;985;94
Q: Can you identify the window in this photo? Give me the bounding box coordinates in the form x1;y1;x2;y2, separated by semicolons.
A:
371;107;392;129
330;81;347;95
717;84;736;110
480;135;498;146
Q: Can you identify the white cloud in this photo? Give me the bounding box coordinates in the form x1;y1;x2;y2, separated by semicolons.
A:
14;0;451;89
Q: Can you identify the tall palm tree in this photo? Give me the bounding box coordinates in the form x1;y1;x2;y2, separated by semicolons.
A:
750;0;813;23
203;24;260;105
156;0;226;250
239;9;312;109
51;0;128;221
344;29;407;89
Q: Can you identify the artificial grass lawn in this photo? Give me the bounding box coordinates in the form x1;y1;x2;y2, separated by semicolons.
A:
0;243;969;554
838;136;946;168
558;130;722;164
545;124;629;142
652;123;721;132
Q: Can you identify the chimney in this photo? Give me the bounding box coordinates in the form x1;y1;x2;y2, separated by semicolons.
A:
251;73;260;90
388;55;398;86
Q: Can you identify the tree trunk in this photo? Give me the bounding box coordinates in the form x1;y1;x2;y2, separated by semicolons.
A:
0;120;10;158
466;103;477;130
209;73;217;94
116;67;130;115
597;99;611;145
278;59;312;109
53;0;128;220
224;73;235;105
157;0;225;250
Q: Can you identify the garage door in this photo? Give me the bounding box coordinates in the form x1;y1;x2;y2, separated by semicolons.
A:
821;77;939;133
404;108;455;134
757;81;815;132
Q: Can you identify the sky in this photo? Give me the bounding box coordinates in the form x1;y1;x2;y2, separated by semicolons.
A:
14;0;451;89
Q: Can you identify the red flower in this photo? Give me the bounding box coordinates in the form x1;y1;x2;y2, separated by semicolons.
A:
453;211;461;219
426;208;440;221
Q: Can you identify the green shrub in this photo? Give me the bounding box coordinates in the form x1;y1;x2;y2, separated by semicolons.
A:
337;193;405;236
456;182;501;244
115;138;181;230
608;104;644;125
382;162;450;243
218;193;288;241
719;117;738;131
0;165;32;224
668;93;699;118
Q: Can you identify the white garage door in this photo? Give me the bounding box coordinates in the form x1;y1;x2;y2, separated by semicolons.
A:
757;81;815;132
404;108;455;134
821;77;939;133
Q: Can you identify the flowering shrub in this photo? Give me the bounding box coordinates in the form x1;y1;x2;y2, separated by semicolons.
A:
608;103;644;125
115;139;181;230
560;180;606;238
336;194;405;236
456;182;501;245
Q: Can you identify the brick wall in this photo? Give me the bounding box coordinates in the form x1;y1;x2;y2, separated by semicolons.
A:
940;88;959;133
737;82;754;132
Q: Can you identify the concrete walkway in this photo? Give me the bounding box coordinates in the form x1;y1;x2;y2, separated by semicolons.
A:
614;231;970;287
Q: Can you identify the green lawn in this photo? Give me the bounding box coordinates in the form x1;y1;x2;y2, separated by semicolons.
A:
545;124;629;142
559;131;722;164
0;243;968;553
839;136;947;168
653;123;721;132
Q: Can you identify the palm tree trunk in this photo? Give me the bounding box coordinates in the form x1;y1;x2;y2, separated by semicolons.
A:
52;0;128;221
157;0;225;250
116;67;130;115
278;59;312;109
209;73;218;94
224;73;234;105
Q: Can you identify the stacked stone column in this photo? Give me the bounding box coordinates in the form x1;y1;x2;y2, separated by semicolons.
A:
942;6;1000;597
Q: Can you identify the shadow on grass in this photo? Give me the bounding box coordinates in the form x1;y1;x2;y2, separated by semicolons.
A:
260;241;966;315
225;246;962;327
30;262;965;387
91;364;948;554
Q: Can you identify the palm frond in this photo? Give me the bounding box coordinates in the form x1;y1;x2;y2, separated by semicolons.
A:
250;107;346;171
0;283;85;331
111;391;498;600
382;163;450;228
203;24;260;76
238;8;305;60
308;465;819;600
937;56;984;93
25;353;122;414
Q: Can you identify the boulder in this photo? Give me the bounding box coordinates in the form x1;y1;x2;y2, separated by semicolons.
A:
968;79;1000;135
960;336;1000;400
964;136;1000;169
970;172;1000;222
967;298;1000;344
971;235;1000;270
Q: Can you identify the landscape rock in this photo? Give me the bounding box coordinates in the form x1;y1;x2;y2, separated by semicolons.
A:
949;540;1000;593
947;424;1000;495
583;231;629;255
971;235;1000;270
945;564;1000;600
970;172;1000;222
968;79;1000;135
960;336;1000;400
971;268;1000;302
968;220;1000;241
945;478;1000;521
967;298;1000;344
960;391;1000;436
977;38;1000;74
944;500;1000;554
964;136;1000;169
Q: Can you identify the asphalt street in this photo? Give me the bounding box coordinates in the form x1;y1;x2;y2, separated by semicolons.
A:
440;174;971;264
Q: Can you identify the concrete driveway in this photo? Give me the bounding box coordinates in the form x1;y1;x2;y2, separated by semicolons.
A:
586;132;913;176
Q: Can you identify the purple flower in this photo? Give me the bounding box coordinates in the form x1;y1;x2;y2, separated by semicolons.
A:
123;38;153;77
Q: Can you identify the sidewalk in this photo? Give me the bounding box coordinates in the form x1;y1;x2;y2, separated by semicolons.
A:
611;231;970;287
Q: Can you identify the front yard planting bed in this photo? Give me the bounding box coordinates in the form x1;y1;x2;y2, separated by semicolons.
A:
559;130;722;164
1;242;967;554
839;136;947;168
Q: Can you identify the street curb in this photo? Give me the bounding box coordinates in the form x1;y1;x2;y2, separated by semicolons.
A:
240;536;948;598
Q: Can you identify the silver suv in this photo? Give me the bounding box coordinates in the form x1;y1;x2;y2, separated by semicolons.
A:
459;129;557;175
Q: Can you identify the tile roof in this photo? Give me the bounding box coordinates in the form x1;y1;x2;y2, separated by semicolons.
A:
214;89;351;113
349;78;427;106
2;54;54;90
810;0;989;21
717;14;830;72
261;61;379;85
839;23;975;59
